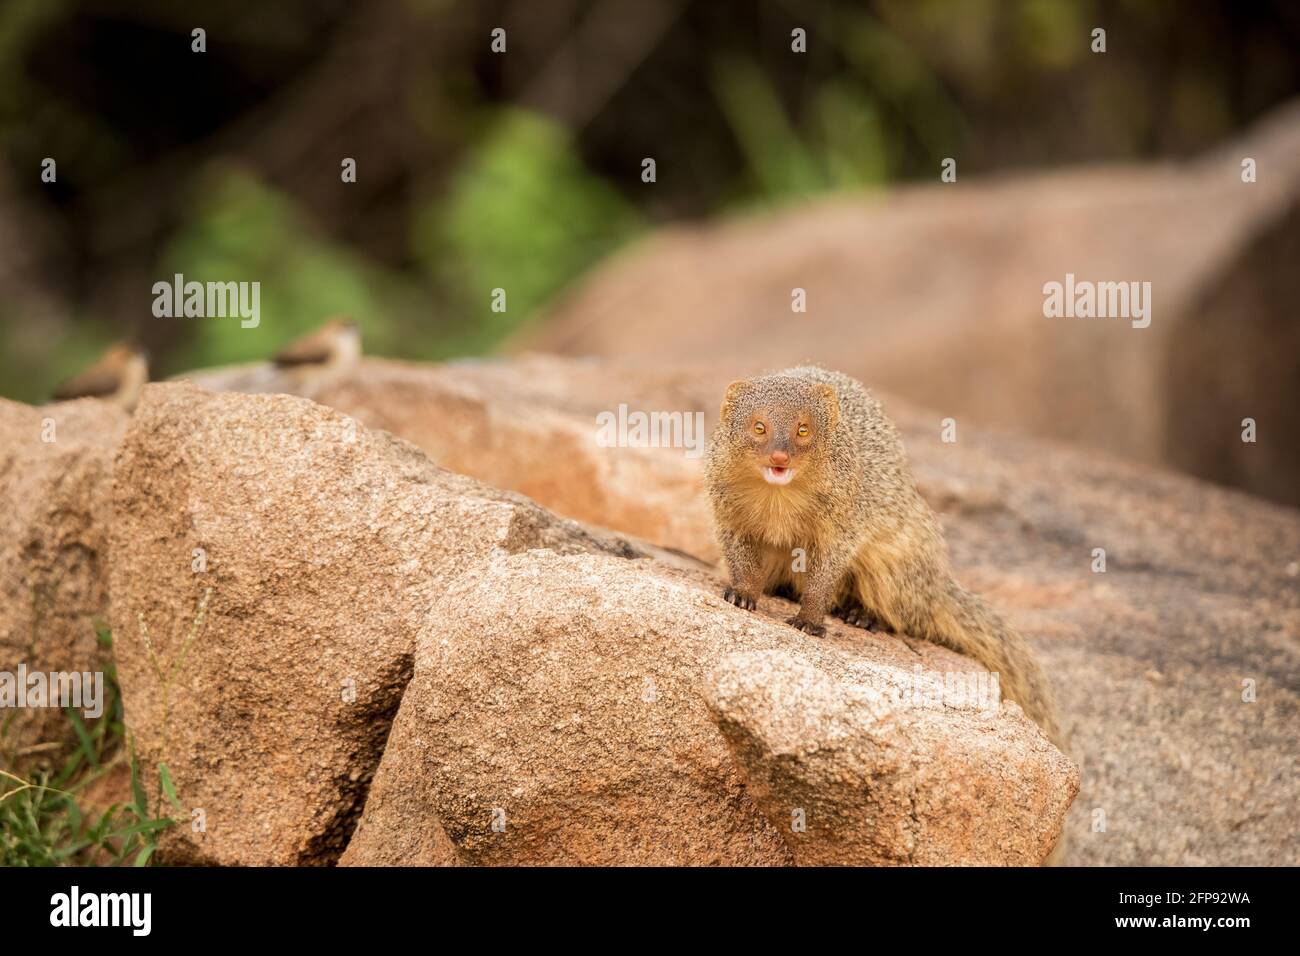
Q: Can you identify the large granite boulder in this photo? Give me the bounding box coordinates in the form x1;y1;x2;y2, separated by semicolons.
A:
0;398;126;764
109;382;635;864
340;551;1074;866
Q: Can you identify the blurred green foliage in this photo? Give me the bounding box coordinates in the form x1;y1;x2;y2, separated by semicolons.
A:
0;0;1295;401
412;109;642;353
160;168;425;374
157;110;642;376
712;55;888;198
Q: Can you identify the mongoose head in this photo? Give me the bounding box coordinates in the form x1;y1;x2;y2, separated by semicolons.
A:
716;374;840;486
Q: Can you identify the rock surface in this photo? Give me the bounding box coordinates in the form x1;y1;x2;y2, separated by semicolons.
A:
340;550;1074;866
161;354;1299;865
178;356;721;561
109;382;637;865
305;358;718;562
323;357;1298;865
0;398;126;764
706;650;1077;865
114;378;1076;866
907;411;1300;865
517;100;1300;508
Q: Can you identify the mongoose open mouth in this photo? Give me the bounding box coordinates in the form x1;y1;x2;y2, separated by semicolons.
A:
762;465;795;485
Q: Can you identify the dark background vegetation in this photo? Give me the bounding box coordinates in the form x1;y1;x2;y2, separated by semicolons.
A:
2;0;1298;402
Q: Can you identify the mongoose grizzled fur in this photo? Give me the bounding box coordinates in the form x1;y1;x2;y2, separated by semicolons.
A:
705;365;1061;744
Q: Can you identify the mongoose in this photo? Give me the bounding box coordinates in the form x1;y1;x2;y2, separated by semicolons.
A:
273;317;362;370
51;342;149;411
705;365;1061;744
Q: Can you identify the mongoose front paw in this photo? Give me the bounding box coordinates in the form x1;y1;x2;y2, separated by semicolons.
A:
786;615;826;637
724;587;757;611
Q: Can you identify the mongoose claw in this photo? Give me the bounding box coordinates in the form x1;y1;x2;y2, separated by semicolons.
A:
724;587;757;611
786;615;826;637
834;601;890;633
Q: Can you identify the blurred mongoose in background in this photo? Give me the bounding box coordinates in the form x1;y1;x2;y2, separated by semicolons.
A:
273;317;362;370
705;365;1061;744
51;342;149;411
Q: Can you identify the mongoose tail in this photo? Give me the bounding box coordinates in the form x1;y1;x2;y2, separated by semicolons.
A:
930;581;1063;747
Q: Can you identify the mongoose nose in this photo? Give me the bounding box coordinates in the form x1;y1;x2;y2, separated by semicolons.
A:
769;450;790;466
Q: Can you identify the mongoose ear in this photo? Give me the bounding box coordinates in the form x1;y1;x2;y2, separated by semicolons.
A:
720;380;751;424
813;383;840;429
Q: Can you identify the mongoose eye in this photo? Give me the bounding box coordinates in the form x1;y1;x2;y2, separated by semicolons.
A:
797;424;809;437
754;421;766;435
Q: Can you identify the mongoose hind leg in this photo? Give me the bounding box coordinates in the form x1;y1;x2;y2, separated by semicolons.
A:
723;586;757;611
833;596;893;633
786;615;825;637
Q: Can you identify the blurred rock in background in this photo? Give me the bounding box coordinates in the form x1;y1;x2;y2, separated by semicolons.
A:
520;101;1300;506
2;0;1298;502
